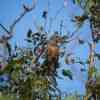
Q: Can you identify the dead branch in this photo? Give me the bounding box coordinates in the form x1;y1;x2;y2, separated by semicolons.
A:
0;0;36;43
0;24;10;33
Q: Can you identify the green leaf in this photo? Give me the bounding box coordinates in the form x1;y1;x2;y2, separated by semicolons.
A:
62;69;73;80
72;0;81;4
72;0;75;4
94;53;100;60
96;0;100;4
0;94;16;100
25;39;32;43
76;0;81;4
80;68;86;72
77;61;85;65
42;11;48;19
6;42;11;56
78;39;85;44
27;29;32;38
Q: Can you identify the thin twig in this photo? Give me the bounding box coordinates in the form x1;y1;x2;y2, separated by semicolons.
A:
48;5;64;33
0;24;10;33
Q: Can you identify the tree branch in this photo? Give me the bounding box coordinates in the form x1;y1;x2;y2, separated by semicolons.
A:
0;0;36;43
0;24;10;33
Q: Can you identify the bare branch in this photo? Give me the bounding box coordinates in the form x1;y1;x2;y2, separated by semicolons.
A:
9;0;36;33
0;24;10;33
64;26;81;43
48;5;64;33
0;0;36;43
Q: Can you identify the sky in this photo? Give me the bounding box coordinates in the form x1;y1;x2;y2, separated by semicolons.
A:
0;0;100;95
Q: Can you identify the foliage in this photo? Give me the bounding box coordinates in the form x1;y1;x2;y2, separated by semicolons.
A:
62;69;73;80
0;22;73;99
72;0;100;99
